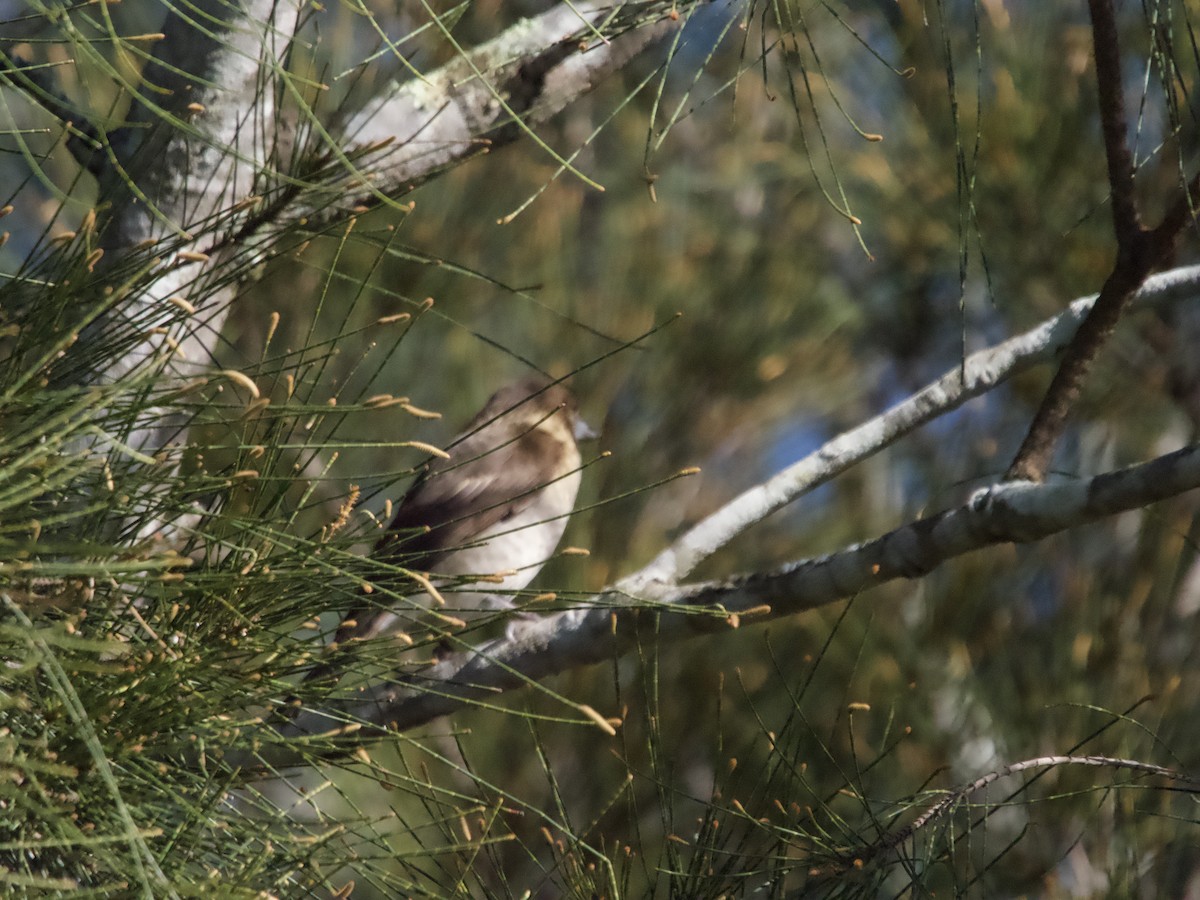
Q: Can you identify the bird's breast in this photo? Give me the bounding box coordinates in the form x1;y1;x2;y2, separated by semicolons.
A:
431;467;581;613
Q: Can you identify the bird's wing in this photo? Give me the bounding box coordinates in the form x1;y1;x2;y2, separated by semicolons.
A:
334;425;564;643
379;424;563;565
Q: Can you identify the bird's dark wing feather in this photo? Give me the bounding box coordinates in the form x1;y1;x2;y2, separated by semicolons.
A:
377;425;560;568
332;424;563;643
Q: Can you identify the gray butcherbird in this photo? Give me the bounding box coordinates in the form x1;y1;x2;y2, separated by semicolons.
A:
303;374;596;688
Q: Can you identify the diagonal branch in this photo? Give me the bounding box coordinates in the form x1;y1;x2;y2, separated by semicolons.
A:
94;0;685;426
1006;0;1199;482
635;265;1200;586
328;1;682;212
273;438;1200;749
258;266;1200;757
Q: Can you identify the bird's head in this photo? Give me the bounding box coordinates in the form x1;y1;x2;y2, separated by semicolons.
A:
475;374;598;447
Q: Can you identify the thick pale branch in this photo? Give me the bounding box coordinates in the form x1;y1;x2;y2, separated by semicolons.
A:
100;0;682;405
267;267;1200;752
273;439;1200;746
80;0;297;538
106;0;289;249
336;1;681;206
99;0;295;385
635;265;1200;585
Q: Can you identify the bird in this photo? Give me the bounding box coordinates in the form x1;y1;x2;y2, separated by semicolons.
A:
304;374;595;685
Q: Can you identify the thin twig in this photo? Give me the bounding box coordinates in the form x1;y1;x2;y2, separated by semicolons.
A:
831;755;1198;872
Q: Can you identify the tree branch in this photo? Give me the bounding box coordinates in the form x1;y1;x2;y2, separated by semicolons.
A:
636;265;1200;586
270;439;1200;751
842;754;1197;873
76;1;684;542
95;0;684;423
334;1;681;208
1006;0;1198;482
94;0;296;380
257;266;1200;758
1088;0;1140;245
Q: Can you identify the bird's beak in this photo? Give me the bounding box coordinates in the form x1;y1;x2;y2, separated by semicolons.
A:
573;416;600;442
